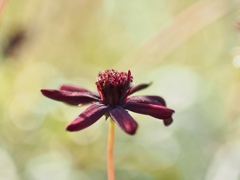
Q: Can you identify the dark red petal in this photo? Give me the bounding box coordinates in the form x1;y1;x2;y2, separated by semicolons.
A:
129;83;152;95
163;117;173;126
60;84;100;98
60;84;91;92
119;70;131;103
127;95;166;106
109;106;138;135
41;89;100;105
66;103;108;131
124;102;174;120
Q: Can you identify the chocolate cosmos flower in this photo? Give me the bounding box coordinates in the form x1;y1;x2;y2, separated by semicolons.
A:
41;69;175;135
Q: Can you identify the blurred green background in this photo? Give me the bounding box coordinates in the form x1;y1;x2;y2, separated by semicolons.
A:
0;0;239;179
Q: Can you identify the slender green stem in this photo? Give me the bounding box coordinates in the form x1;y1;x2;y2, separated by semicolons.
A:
108;118;115;180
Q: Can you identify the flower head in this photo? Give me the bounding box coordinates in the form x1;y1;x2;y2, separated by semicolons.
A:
41;69;174;135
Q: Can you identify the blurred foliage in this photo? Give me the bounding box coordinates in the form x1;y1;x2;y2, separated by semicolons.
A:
0;0;239;180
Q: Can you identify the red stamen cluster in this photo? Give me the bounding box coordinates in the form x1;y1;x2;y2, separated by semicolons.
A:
96;69;133;106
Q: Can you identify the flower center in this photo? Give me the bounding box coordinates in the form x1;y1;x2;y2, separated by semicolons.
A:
96;69;132;106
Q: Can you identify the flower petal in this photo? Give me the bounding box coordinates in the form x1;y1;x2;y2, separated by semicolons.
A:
66;103;108;131
41;89;100;105
60;84;100;98
59;84;91;92
129;83;151;95
124;102;174;121
127;95;166;106
109;106;138;135
163;117;173;126
119;70;132;103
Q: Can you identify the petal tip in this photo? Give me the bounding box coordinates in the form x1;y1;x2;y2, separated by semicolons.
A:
40;89;51;96
128;128;137;135
59;85;65;91
40;89;46;93
163;118;173;126
66;124;76;132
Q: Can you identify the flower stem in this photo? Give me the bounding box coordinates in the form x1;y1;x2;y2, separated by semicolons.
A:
108;118;115;180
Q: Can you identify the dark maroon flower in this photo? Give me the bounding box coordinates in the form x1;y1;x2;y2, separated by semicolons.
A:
41;69;174;135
